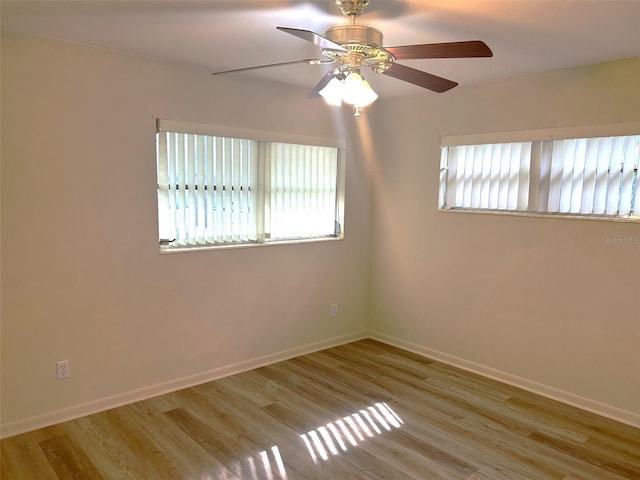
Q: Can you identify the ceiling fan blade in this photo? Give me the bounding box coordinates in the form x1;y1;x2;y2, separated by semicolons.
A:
386;41;493;60
277;27;347;52
211;59;330;76
382;63;458;93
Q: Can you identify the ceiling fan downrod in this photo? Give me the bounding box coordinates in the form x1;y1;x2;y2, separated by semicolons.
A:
335;0;370;20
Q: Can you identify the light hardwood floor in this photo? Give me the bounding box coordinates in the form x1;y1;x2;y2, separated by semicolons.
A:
1;339;639;479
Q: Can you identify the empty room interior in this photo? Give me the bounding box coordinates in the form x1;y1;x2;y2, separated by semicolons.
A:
1;1;639;479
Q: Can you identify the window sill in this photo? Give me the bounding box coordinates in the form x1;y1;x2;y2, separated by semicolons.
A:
438;207;639;223
158;235;342;254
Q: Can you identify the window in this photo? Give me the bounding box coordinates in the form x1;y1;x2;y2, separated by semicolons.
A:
156;119;345;250
439;125;639;221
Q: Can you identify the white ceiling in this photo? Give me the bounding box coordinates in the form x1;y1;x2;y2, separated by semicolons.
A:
2;0;639;98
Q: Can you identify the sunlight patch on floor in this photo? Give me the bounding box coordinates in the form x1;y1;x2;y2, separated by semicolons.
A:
201;445;287;480
300;402;403;464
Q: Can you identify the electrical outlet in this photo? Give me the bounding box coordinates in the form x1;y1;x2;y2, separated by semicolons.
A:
56;360;70;380
330;304;338;317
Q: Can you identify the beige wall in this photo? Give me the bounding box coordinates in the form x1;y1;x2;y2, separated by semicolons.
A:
0;33;373;436
369;58;640;425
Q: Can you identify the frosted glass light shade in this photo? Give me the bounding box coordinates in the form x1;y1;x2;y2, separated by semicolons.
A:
342;72;363;105
342;73;378;107
319;77;344;107
355;79;378;107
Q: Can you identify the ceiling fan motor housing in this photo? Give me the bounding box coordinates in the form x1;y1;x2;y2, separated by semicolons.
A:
324;25;382;47
323;25;395;74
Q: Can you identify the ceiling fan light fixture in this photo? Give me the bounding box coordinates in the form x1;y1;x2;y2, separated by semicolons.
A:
319;77;344;106
320;71;378;116
342;72;377;107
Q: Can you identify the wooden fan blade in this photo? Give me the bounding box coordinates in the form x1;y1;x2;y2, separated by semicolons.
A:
386;41;493;60
382;63;458;93
277;27;347;52
212;59;329;76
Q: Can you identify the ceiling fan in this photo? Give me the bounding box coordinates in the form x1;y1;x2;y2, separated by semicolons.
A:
212;0;493;117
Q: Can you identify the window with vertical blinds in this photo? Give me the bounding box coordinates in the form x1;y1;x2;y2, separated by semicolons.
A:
439;126;639;221
156;119;344;250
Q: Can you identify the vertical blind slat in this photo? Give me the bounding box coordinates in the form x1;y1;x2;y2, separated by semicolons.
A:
605;137;621;215
462;146;474;208
228;138;234;241
497;143;510;209
517;142;531;210
470;146;483;208
619;135;636;215
506;143;520;210
581;138;599;214
634;136;640;215
444;148;456;208
185;135;195;243
557;139;574;213
546;140;563;212
569;139;586;213
195;135;205;243
488;145;501;209
593;137;611;214
167;134;177;242
205;137;215;240
176;134;187;243
479;145;491;208
213;138;222;241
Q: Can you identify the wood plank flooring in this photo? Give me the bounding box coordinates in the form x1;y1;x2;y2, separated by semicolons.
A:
2;339;639;479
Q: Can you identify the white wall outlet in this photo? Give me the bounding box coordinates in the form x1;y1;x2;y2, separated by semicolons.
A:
330;304;338;317
56;360;70;380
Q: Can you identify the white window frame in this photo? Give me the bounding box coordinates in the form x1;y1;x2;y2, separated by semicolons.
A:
439;123;640;222
156;119;346;252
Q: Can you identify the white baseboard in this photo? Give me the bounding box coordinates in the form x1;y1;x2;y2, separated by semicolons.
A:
369;331;640;429
4;329;638;438
0;330;370;439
